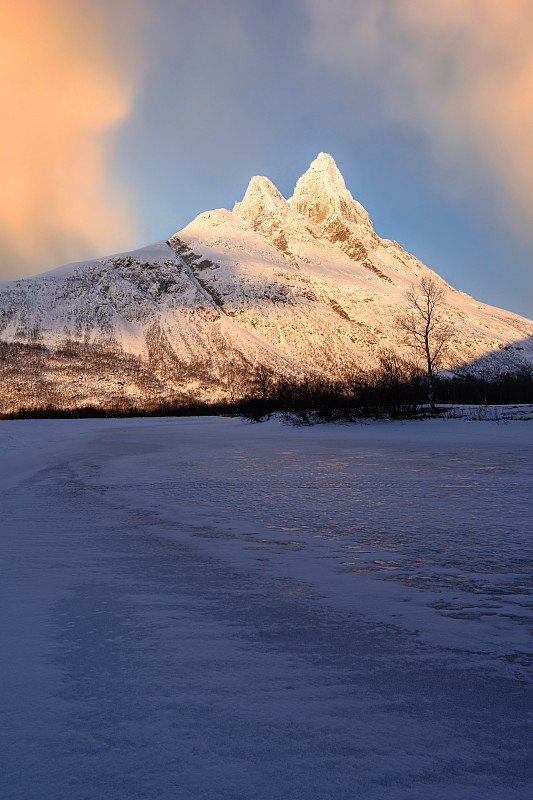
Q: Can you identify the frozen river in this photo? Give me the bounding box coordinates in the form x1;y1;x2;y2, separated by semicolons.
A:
1;416;532;799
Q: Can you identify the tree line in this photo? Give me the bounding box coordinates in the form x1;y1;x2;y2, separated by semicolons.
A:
4;358;532;421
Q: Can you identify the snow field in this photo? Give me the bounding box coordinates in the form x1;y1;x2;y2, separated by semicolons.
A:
0;416;532;799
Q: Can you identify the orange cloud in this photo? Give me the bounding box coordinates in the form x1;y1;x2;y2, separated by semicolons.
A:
305;0;533;230
0;0;144;278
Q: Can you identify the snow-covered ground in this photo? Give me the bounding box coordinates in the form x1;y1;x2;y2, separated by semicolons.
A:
1;416;532;799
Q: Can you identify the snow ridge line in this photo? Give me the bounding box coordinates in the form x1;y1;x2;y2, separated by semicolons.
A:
83;273;123;319
169;243;225;317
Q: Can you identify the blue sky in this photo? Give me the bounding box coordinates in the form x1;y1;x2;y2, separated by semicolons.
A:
2;0;532;318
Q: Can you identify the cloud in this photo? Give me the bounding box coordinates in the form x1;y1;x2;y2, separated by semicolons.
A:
0;0;144;278
304;0;533;229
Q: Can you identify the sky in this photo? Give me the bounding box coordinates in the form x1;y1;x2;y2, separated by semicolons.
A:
1;0;533;318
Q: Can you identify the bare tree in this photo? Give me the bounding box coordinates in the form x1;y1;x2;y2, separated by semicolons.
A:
251;364;276;404
241;364;277;421
397;276;453;411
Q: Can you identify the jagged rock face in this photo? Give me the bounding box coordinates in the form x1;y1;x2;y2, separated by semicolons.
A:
289;152;374;233
1;154;533;411
233;175;288;219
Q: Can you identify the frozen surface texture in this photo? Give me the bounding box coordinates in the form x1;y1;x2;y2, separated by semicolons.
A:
1;417;532;799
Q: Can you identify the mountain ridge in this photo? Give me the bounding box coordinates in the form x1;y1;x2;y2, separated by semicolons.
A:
1;153;532;412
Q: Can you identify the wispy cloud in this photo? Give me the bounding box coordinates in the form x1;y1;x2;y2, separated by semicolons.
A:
304;0;533;229
0;0;144;278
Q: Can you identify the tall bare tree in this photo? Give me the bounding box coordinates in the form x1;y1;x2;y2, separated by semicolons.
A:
397;276;453;410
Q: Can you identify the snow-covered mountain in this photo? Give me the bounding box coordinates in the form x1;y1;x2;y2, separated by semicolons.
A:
1;153;532;410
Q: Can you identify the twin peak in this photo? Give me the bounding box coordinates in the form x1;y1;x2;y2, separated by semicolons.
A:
233;152;374;234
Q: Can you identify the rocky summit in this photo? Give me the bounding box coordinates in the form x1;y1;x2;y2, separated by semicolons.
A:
1;153;532;412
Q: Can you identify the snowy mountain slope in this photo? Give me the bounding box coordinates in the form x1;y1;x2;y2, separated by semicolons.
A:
1;153;532;410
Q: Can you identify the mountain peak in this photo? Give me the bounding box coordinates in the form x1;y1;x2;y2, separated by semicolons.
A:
289;153;373;232
304;152;347;192
233;175;287;222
